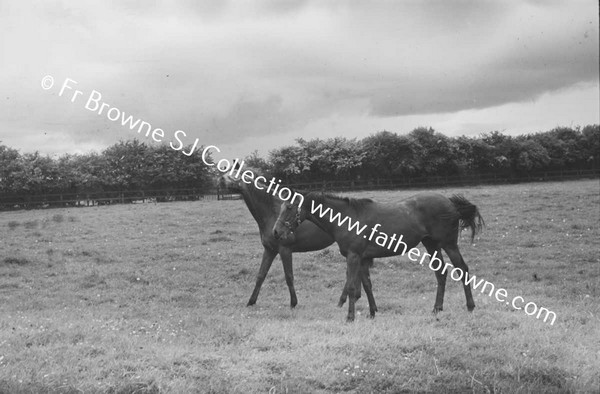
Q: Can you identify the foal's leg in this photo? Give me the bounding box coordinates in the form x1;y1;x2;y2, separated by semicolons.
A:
338;283;348;307
422;238;446;314
279;247;298;308
360;258;378;318
344;252;362;322
338;267;362;307
444;245;476;312
339;260;377;317
247;247;278;306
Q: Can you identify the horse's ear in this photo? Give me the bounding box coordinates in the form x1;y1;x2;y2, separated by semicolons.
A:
233;161;241;171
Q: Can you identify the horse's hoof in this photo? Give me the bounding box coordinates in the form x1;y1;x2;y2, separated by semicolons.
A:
247;300;256;307
432;306;443;314
338;300;346;308
368;313;375;319
467;305;475;312
346;317;355;323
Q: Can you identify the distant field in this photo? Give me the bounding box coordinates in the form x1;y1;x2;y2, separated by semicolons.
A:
0;179;598;393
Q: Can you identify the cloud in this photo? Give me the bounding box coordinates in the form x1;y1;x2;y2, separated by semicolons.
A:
0;0;597;157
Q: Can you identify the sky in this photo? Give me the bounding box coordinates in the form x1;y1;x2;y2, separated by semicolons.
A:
1;0;598;162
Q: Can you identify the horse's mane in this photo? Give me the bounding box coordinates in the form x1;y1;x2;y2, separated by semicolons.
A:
239;171;304;214
239;175;276;207
306;192;373;211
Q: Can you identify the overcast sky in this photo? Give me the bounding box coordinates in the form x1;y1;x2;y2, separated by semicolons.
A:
1;0;598;161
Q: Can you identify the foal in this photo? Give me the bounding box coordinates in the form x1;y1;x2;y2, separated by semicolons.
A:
273;191;484;321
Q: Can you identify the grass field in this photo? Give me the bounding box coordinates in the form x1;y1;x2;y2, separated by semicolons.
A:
0;179;599;393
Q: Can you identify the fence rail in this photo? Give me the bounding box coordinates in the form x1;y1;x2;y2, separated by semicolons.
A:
0;188;232;211
287;168;600;192
1;168;597;211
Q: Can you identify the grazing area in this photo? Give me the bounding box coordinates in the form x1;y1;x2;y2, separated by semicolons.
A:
0;180;598;393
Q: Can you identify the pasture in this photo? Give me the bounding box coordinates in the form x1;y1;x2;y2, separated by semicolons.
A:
0;179;598;393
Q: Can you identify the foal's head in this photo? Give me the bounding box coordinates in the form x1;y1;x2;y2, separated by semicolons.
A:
272;200;306;242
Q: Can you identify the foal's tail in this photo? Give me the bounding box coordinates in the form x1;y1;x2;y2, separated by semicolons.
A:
449;195;485;242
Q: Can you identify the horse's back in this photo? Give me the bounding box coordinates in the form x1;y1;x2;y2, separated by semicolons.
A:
372;192;458;240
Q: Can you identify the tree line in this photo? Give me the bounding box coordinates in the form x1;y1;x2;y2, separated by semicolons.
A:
0;125;598;200
0;140;213;198
260;125;599;183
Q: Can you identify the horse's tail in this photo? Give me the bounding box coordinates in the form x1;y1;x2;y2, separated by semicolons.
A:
449;194;484;242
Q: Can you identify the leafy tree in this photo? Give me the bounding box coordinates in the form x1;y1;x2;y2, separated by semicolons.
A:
269;137;365;182
301;137;365;180
514;137;550;172
361;131;414;178
10;152;59;194
269;144;311;182
407;127;457;175
480;131;515;173
244;150;271;173
581;124;600;168
0;144;22;193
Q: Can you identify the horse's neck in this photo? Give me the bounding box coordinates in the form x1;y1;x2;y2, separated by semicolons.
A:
239;183;277;229
306;195;349;234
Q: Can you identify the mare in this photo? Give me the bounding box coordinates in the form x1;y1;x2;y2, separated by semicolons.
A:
273;191;484;321
219;170;375;308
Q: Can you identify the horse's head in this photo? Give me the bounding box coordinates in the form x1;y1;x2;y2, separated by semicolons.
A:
218;163;264;192
273;199;307;242
218;170;242;192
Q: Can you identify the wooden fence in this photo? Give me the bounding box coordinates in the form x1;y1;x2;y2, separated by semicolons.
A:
0;188;236;211
287;168;600;192
1;168;597;211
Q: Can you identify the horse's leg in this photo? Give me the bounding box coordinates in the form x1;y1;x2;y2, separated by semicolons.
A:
279;247;298;308
422;238;446;314
247;247;278;306
338;266;362;307
444;245;476;312
360;258;378;318
344;252;362;322
338;281;348;307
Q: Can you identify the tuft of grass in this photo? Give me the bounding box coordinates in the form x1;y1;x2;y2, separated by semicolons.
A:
52;214;64;223
520;240;539;248
23;220;39;229
2;257;31;266
80;271;107;289
318;248;332;257
518;366;568;389
229;267;253;281
106;380;160;394
209;235;233;242
7;221;20;230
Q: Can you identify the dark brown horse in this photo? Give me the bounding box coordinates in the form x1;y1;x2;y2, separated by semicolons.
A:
219;170;375;308
273;191;484;321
